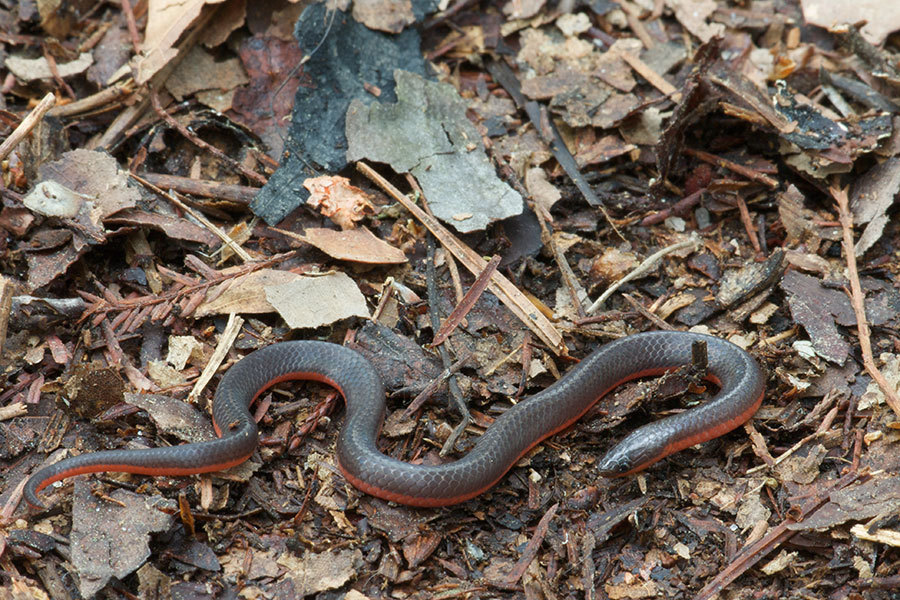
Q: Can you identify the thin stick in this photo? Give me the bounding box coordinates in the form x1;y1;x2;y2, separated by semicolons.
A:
0;276;10;358
149;93;267;186
532;196;587;318
831;183;900;418
503;502;559;586
586;235;700;314
619;51;680;102
401;350;473;420
47;81;134;118
405;174;464;300
130;173;254;262
0;92;56;162
621;293;673;330
424;236;471;455
729;193;762;255
695;470;861;600
358;162;565;355
189;313;243;403
432;255;501;347
685;147;778;188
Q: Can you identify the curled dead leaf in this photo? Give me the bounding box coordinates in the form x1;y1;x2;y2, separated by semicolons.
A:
304;175;375;230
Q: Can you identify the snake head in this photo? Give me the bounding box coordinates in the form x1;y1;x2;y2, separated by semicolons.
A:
596;429;668;477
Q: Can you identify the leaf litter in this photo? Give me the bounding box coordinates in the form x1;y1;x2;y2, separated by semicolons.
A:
1;1;900;598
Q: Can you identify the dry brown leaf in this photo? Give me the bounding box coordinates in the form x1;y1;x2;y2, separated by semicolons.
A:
666;0;724;42
303;226;407;264
352;0;415;33
265;272;370;329
276;548;363;596
6;52;93;81
304;175;375;230
503;0;546;20
70;484;174;597
194;268;296;316
801;0;900;45
165;46;249;101
524;167;560;222
135;0;229;84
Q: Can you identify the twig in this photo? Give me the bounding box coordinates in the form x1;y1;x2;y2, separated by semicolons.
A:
189;313;244;403
640;188;704;226
587;235;701;314
47;81;135;118
516;332;533;399
831;183;900;418
684;147;778;188
0;276;11;358
405;174;464;300
41;49;75;99
432;255;501;347
138;172;258;204
120;0;141;53
92;5;220;150
79;252;297;323
618;1;656;49
149;93;267;186
502;502;559;587
0;92;56;162
695;469;862;600
483;336;530;378
582;531;597;600
485;58;624;240
745;430;828;476
620;293;674;330
358;162;565;355
3;477;30;524
728;193;762;255
531;198;588;318
0;403;26;420
130;172;254;262
401;350;473;420
422;235;472;455
619;50;680;102
744;421;775;468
